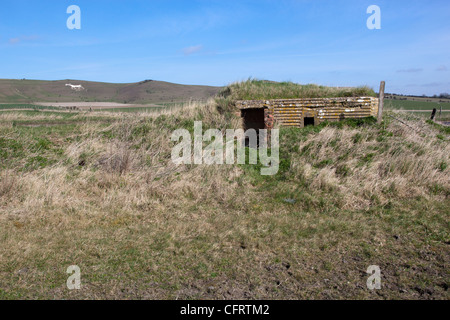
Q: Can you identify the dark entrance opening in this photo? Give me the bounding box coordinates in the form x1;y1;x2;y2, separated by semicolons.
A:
241;108;265;147
304;117;315;127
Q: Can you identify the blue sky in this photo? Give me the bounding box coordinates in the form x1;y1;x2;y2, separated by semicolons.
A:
0;0;449;95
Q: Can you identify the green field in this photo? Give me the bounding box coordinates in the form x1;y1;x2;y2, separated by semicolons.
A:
385;99;450;111
96;103;190;113
0;104;60;111
0;103;188;114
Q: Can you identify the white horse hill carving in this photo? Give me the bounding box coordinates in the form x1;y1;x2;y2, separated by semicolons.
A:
65;83;85;91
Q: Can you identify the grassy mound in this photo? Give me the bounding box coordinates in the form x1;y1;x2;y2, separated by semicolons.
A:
215;79;376;113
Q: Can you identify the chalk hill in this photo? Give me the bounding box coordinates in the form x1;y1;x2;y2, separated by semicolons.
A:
0;79;222;104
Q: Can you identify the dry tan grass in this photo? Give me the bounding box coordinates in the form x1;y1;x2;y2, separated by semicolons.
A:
291;116;449;210
0;112;66;121
0;170;17;202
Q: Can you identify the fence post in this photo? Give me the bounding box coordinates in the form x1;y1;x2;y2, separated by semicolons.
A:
431;108;437;121
378;81;385;124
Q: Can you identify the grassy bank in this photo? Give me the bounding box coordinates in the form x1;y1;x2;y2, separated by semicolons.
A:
215;79;376;113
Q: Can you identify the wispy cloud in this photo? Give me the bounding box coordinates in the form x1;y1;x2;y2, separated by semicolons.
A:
8;35;40;45
436;65;447;71
182;45;203;56
407;82;448;87
397;68;423;73
9;38;20;45
421;82;441;87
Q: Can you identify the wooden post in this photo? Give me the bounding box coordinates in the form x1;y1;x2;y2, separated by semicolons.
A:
431;108;437;121
378;81;385;124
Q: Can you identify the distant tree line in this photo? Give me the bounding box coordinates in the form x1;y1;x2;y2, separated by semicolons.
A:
435;93;450;99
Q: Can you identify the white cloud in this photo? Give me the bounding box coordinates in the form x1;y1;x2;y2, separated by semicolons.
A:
9;38;20;44
396;68;423;73
8;35;39;45
182;45;203;56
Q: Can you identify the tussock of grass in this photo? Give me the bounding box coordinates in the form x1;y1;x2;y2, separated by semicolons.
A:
221;78;376;100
